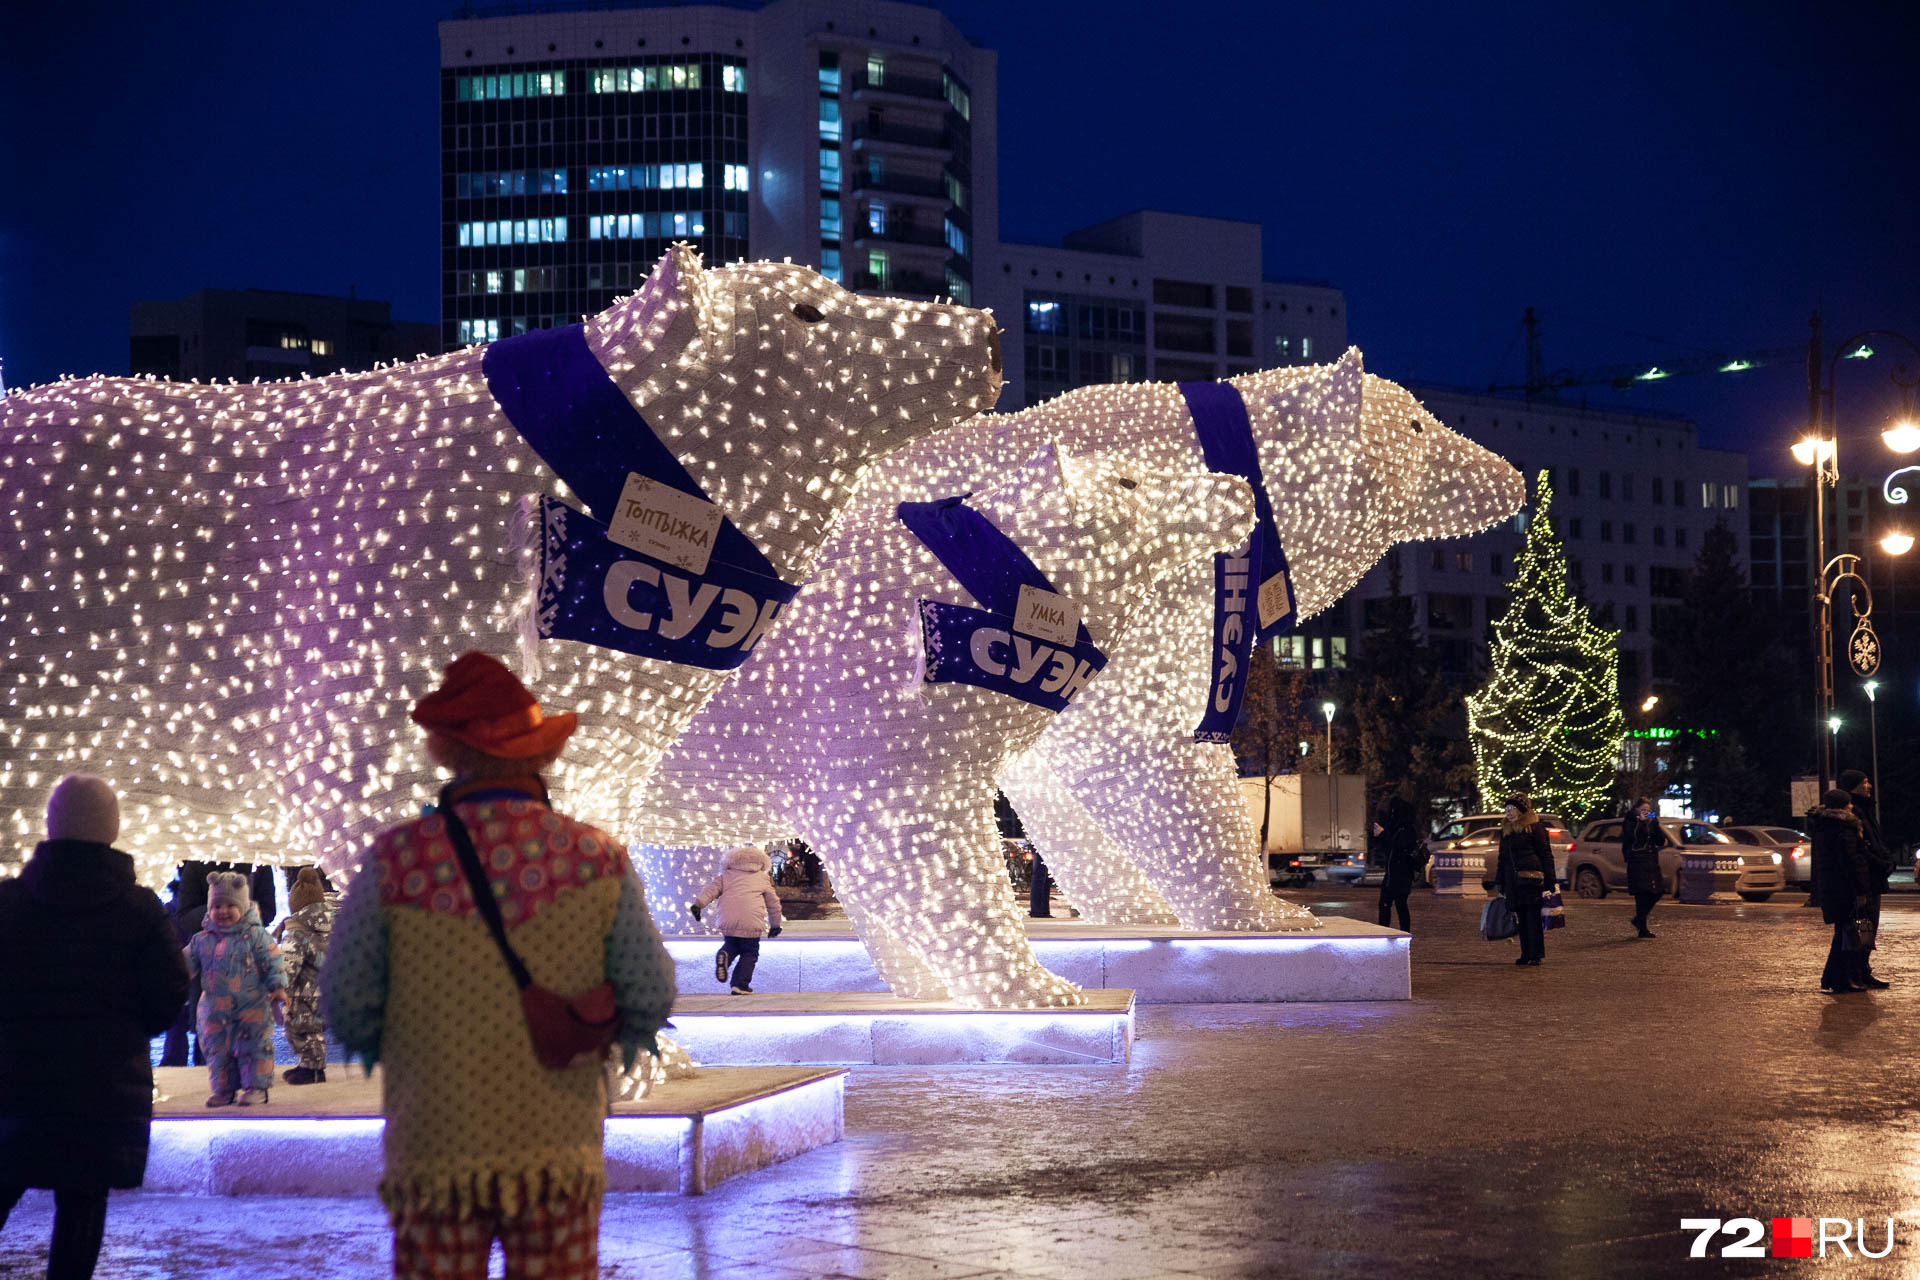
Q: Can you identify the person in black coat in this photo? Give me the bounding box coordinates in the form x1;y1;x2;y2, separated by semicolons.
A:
1812;784;1881;993
1373;785;1418;932
1485;792;1556;965
159;864;208;1067
1621;798;1666;939
0;776;190;1280
1838;769;1893;988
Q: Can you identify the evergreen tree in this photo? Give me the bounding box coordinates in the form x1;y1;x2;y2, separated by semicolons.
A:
1466;472;1624;820
1652;521;1795;821
1341;559;1474;823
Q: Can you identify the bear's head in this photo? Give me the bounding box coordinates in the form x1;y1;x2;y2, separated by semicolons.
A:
1233;351;1523;618
965;443;1256;652
585;244;1005;578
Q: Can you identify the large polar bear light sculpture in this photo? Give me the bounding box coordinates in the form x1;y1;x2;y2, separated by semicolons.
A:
635;352;1523;939
0;246;1001;886
639;443;1253;1006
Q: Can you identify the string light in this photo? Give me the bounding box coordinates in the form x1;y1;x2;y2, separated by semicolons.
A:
0;245;1001;886
635;352;1525;987
1465;472;1625;820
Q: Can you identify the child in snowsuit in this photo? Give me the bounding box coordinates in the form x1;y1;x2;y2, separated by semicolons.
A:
274;867;333;1084
184;871;286;1105
690;845;783;994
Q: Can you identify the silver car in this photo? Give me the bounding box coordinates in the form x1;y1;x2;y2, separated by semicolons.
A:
1571;817;1786;902
1720;825;1811;886
1430;812;1579;885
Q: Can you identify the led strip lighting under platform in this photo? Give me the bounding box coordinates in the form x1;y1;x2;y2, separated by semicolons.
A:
666;988;1137;1066
664;918;1411;1004
144;1065;845;1196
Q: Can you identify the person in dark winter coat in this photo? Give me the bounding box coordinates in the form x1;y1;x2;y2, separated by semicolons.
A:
1837;769;1893;988
1621;799;1666;939
1485;793;1556;965
160;864;209;1067
0;775;191;1280
1810;788;1877;992
1373;786;1419;932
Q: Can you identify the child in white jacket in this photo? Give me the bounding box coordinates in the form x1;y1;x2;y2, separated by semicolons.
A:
690;845;783;994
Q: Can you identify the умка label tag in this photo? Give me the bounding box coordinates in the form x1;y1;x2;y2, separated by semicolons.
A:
606;472;723;576
1012;583;1082;646
1258;573;1292;630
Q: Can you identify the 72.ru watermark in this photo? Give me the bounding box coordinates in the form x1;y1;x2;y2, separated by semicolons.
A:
1683;1218;1895;1259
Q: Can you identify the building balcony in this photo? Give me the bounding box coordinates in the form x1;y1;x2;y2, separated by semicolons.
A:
849;268;952;299
849;70;947;104
851;168;950;201
850;222;949;250
851;120;952;154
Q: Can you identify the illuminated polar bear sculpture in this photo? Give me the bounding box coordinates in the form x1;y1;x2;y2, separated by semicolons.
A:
636;352;1523;936
639;445;1253;1006
0;245;1001;886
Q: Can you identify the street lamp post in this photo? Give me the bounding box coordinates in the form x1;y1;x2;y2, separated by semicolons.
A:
1864;679;1881;797
1321;701;1336;855
1794;314;1920;792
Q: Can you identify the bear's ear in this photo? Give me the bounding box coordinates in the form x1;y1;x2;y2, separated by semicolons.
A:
587;242;717;383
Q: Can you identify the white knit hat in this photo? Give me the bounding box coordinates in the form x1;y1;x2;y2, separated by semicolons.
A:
45;775;120;845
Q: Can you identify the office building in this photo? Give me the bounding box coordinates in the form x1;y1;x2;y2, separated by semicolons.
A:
1306;390;1750;699
438;0;995;349
128;289;437;383
981;211;1346;409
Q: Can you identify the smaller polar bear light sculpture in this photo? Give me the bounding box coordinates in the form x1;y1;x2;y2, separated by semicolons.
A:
637;445;1253;1006
637;352;1524;945
0;246;1001;886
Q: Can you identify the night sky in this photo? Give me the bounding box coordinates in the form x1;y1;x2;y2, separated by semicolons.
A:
4;0;1916;472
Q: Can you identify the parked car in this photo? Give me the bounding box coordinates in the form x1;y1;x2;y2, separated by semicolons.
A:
1572;817;1785;901
1430;812;1579;885
1720;825;1811;886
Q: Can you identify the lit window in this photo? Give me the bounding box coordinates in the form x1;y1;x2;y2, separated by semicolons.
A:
944;217;969;258
1111;353;1135;381
1723;484;1740;509
944;172;966;209
722;65;747;93
820;196;841;240
1026;300;1063;333
311;338;332;356
867;203;887;235
820;248;842;284
819;147;841;189
819;97;841;142
942;71;971;120
943;269;970;305
818;51;841;92
867;53;885;87
487;270;505;294
867;250;890;288
1701;482;1716;508
723;164;750;191
1300;336;1312;360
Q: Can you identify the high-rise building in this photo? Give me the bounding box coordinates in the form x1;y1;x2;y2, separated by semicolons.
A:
128;288;437;383
438;0;996;350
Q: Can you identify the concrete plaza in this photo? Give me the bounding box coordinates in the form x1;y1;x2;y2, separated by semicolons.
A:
4;888;1914;1278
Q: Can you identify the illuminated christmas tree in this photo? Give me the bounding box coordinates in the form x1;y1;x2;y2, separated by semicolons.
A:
1466;473;1624;820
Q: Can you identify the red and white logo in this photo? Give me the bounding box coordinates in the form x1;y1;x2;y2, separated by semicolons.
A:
1683;1217;1891;1259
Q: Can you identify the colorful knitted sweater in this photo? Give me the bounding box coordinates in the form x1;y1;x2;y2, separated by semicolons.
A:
322;789;676;1218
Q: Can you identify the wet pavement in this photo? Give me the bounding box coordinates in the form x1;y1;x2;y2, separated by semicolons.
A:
6;888;1917;1278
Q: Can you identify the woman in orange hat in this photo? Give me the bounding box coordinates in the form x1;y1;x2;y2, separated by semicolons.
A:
322;653;675;1280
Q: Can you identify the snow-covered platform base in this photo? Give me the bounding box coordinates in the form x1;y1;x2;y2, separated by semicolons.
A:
664;917;1410;1004
669;989;1137;1065
144;1065;844;1196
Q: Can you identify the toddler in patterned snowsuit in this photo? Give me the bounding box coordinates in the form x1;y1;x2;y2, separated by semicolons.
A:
184;871;286;1105
274;866;334;1083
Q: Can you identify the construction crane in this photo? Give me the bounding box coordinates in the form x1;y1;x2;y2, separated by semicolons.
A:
1489;307;1878;401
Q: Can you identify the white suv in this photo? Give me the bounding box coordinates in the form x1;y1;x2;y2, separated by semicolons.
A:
1429;812;1579;885
1571;817;1785;902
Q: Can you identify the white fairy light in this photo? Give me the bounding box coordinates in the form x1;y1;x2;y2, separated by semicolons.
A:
0;245;1001;886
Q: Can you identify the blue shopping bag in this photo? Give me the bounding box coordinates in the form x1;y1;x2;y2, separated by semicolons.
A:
1541;890;1567;931
1481;897;1518;941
